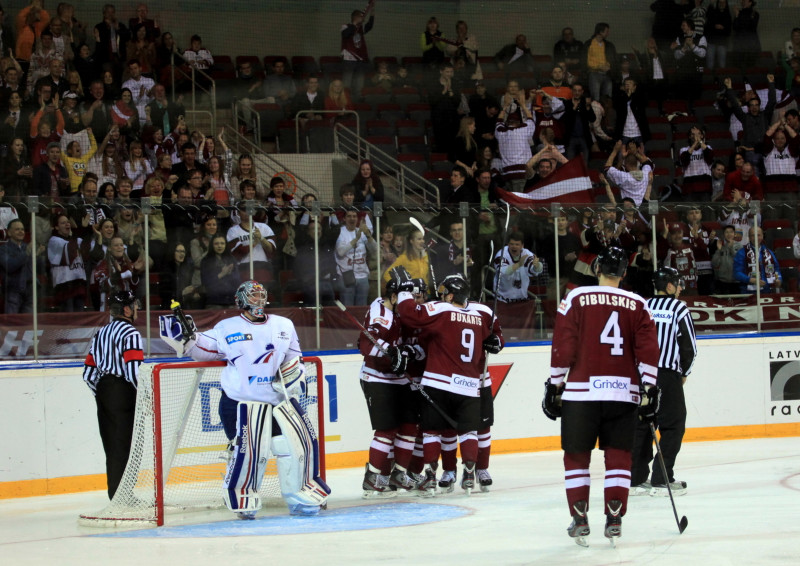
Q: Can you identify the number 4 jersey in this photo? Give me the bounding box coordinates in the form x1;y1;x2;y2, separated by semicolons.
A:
550;286;660;404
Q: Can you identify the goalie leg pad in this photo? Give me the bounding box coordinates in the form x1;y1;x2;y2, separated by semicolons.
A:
222;401;273;513
272;397;331;515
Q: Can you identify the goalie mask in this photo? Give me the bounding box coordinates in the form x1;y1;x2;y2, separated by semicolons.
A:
235;280;268;318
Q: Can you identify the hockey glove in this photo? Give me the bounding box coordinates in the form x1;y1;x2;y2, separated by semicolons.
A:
542;380;564;421
638;385;661;423
482;333;502;355
388;346;409;375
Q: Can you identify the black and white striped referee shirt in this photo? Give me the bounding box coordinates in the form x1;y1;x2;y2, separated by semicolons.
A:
82;318;144;394
646;295;697;376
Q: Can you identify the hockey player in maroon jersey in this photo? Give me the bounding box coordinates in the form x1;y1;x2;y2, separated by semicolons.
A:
543;246;660;546
396;272;502;494
359;267;426;498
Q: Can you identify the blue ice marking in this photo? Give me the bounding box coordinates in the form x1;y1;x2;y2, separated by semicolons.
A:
95;502;469;538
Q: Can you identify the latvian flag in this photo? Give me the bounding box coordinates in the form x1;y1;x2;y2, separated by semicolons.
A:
496;158;595;206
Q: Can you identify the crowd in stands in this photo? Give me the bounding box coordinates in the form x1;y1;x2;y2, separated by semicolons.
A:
1;1;800;315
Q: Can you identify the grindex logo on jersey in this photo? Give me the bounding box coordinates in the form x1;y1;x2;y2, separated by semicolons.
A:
226;332;253;344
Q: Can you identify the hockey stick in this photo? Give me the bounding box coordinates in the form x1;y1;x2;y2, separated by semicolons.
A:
489;201;511;322
479;239;495;388
334;299;458;429
650;422;688;534
409;216;438;293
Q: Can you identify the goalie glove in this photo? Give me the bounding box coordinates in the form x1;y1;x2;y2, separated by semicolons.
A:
638;385;661;423
273;356;306;399
159;314;196;357
541;380;564;421
387;345;410;375
482;333;502;355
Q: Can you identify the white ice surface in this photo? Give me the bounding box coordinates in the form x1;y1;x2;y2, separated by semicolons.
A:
1;437;798;566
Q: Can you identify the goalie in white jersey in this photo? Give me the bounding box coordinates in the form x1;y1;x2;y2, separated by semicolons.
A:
160;280;330;519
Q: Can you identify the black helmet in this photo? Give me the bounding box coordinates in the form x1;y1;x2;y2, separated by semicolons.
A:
109;290;137;308
411;278;427;295
596;246;628;278
385;265;412;296
653;266;684;293
437;273;470;304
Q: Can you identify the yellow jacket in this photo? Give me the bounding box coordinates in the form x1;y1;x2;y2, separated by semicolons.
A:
382;252;432;288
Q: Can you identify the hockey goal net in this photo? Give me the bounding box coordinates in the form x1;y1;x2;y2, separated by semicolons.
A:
79;357;325;527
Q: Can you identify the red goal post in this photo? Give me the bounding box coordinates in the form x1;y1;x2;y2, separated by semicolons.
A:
79;357;325;527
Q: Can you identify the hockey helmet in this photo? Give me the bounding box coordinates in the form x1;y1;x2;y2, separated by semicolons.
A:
411;278;427;296
385;265;412;296
596;246;628;278
437;273;470;304
653;266;684;293
235;280;268;317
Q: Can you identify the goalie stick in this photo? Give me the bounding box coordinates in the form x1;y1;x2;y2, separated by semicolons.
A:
334;299;458;429
650;422;688;534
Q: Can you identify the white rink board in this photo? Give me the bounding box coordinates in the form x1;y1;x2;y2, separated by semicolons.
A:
1;335;799;486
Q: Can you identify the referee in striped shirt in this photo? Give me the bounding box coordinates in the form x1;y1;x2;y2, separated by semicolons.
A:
630;267;697;497
83;290;143;499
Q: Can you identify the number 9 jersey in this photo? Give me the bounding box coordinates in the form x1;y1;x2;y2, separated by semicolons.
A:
550;286;660;404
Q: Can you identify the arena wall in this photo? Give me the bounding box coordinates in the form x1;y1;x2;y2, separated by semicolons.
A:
57;1;795;62
1;334;799;498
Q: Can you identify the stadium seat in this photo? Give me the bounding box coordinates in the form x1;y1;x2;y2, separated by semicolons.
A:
366;119;395;137
395;119;424;137
291;55;318;76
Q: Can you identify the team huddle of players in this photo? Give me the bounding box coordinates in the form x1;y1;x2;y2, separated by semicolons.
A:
358;268;503;497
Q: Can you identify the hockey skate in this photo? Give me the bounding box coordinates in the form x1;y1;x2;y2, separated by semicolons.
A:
438;470;456;494
413;466;437;497
236;510;257;520
461;462;476;495
389;468;416;492
650;480;687;497
604;499;623;546
477;469;492;493
362;464;396;499
629;480;652;496
567;500;590;547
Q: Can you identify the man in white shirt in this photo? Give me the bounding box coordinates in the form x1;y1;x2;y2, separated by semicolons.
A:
122;59;155;122
334;207;377;306
227;206;275;284
603;140;654;206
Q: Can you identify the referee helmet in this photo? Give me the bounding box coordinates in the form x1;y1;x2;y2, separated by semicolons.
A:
109;290;138;316
653;266;684;294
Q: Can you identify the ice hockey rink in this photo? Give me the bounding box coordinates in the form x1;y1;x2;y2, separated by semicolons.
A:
1;436;797;566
